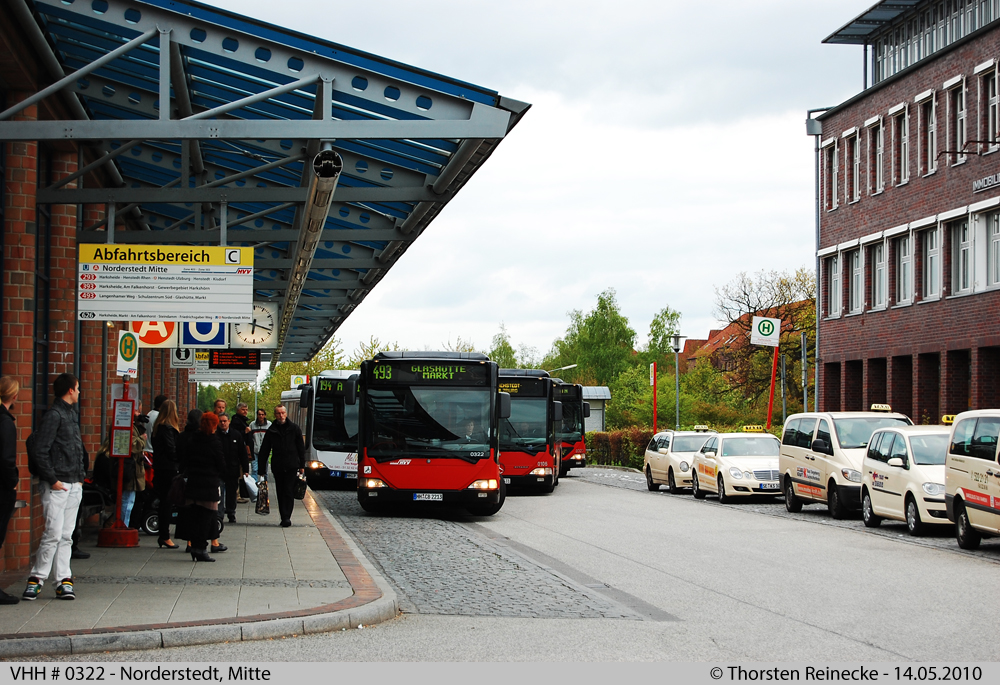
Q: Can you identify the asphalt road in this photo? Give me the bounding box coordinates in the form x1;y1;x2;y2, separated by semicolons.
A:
40;468;1000;662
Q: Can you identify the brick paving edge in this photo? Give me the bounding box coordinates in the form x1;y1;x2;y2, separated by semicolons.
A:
583;465;642;474
0;490;399;659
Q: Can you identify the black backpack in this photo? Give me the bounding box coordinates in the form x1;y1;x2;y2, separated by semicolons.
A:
25;409;55;478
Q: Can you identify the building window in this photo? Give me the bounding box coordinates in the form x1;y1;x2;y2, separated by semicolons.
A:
873;242;887;309
923;227;941;299
952;83;967;163
986;70;999;150
829;255;842;318
953;219;973;294
897;234;913;304
851;133;861;202
990;212;1000;287
921;97;937;175
825;142;838;211
895;109;909;184
870;120;885;193
849;249;863;313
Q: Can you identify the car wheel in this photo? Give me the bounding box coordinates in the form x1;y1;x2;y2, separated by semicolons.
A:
717;476;731;504
783;476;802;513
861;489;881;528
668;468;680;494
955;500;981;549
827;481;847;520
904;496;925;536
645;466;660;491
692;473;706;499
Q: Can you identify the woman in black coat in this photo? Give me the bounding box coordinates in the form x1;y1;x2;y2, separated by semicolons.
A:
183;412;225;562
150;400;181;549
0;377;21;604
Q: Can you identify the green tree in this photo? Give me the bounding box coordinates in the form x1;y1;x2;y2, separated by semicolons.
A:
645;306;682;362
196;384;218;413
488;323;518;369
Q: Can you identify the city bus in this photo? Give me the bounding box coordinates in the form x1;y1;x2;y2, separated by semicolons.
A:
552;381;590;476
353;351;511;516
498;369;562;493
281;369;360;489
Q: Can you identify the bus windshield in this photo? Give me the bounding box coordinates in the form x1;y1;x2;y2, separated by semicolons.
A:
500;398;548;454
364;386;491;461
556;400;583;444
312;393;359;454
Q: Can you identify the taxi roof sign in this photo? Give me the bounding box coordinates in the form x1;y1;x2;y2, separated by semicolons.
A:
941;414;956;425
870;403;892;413
742;425;765;433
693;424;712;432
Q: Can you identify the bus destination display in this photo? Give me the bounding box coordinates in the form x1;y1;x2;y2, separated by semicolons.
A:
370;362;488;385
317;378;352;395
499;379;545;396
208;349;260;369
556;384;582;399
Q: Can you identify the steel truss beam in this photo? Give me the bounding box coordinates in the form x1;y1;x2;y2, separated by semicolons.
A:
79;227;417;244
39;185;437;204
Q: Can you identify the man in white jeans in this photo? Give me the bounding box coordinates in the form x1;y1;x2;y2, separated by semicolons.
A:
23;374;88;601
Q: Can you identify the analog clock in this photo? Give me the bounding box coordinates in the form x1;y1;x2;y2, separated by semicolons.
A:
232;302;279;348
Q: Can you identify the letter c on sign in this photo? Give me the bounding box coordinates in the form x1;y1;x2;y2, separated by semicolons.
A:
226;249;241;264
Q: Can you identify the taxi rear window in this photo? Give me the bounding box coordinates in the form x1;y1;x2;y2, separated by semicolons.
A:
833;417;911;449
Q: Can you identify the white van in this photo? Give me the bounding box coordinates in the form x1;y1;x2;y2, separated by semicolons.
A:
779;407;912;519
861;425;950;535
944;410;1000;549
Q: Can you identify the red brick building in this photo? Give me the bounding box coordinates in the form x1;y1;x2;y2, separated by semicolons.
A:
816;0;1000;421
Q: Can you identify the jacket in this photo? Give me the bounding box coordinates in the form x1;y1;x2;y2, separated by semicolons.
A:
257;419;305;477
34;399;87;486
177;424;199;473
250;419;271;456
184;431;225;502
151;423;179;474
0;405;19;491
217;428;247;481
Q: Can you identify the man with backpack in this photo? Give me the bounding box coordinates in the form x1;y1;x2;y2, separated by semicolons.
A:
23;373;88;601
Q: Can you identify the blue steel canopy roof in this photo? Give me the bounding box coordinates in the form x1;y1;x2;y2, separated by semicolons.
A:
823;0;923;44
6;0;528;363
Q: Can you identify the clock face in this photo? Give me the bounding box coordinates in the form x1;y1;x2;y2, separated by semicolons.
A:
232;303;278;348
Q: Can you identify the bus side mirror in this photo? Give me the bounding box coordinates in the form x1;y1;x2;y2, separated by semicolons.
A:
299;384;314;410
552;401;563;422
583;402;591;418
498;392;511;420
343;378;357;406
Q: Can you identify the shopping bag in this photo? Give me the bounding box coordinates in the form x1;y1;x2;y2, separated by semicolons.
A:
255;480;270;515
242;474;258;499
293;475;307;500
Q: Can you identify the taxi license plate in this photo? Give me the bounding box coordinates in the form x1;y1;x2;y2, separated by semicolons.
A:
759;482;779;490
413;493;443;501
503;477;511;485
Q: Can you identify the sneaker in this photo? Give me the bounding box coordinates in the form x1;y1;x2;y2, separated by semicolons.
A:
0;588;20;605
22;577;42;601
55;578;75;600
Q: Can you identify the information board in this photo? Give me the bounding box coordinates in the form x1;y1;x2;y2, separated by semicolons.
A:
208;349;261;370
750;316;781;347
188;369;258;383
498;378;545;396
369;362;489;386
77;244;254;322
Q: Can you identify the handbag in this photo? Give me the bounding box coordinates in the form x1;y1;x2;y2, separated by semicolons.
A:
167;474;187;506
293;475;307;500
255;480;270;515
242;474;258;499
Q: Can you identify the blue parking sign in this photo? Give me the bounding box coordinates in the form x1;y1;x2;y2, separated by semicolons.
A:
181;322;228;347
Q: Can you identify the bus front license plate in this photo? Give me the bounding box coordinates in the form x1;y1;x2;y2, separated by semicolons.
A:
345;472;357;479
503;478;511;485
413;493;443;501
759;483;779;490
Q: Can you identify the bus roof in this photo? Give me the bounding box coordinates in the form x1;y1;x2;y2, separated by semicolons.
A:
374;351;490;361
499;369;550;377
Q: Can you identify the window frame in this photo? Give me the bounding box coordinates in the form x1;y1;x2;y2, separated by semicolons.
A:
851;132;861;202
872;240;888;309
989;211;1000;287
920;93;937;175
953;218;973;295
923;226;942;300
951;79;967;164
895;107;910;185
897;233;914;305
828;254;842;318
849;249;864;314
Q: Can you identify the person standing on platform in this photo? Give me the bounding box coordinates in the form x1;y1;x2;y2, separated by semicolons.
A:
23;374;88;601
230;403;252;503
182;413;225;563
249;409;271;488
0;377;22;604
257;405;304;528
217;415;246;524
150;400;181;549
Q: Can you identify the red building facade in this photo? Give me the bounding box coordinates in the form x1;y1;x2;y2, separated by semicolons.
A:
817;1;1000;422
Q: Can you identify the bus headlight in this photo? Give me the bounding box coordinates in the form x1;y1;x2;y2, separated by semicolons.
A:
307;461;325;470
364;479;386;489
468;479;498;490
679;461;690;472
841;469;862;483
529;468;552;476
922;482;945;496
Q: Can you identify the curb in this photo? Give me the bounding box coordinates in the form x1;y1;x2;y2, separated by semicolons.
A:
584;464;642;474
0;491;398;658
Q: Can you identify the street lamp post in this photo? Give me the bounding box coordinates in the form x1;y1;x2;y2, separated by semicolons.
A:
670;334;686;431
546;364;577;375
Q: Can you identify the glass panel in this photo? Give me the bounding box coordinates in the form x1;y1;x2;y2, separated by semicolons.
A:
911;434;949;465
833;417;912;449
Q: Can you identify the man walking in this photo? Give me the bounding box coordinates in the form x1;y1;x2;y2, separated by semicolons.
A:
24;373;88;601
257;405;304;528
217;414;247;523
230;403;252;502
249;408;270;485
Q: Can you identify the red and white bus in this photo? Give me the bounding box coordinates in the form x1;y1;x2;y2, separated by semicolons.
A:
498;369;562;493
553;382;590;476
354;352;511;516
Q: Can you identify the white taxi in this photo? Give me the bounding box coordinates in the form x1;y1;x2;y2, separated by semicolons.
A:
643;426;715;494
945;410;1000;550
691;428;782;503
861;424;950;536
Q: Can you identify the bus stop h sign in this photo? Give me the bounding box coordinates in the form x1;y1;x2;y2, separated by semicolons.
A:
750;316;781;347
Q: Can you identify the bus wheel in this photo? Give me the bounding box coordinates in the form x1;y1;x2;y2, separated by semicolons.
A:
468;482;506;516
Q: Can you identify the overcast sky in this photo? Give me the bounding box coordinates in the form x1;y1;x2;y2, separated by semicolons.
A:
213;0;874;360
